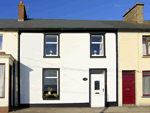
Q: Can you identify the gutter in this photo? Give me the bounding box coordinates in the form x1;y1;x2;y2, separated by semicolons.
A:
1;28;150;31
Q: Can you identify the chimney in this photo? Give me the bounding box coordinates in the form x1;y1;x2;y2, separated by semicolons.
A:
123;3;145;23
18;1;27;21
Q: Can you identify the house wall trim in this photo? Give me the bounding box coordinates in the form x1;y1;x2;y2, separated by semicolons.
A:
19;103;90;107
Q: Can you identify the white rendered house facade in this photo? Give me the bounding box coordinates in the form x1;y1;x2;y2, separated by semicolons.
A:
19;31;118;107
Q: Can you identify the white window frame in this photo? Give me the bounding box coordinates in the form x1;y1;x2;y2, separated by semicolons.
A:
45;35;58;56
0;64;5;98
91;35;104;56
142;71;150;96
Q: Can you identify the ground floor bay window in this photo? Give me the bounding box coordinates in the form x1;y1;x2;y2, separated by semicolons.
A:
0;64;5;98
143;71;150;96
43;68;60;100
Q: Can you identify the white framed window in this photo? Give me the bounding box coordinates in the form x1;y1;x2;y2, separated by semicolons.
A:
0;64;5;98
142;36;150;56
44;35;59;57
143;71;150;96
43;69;59;100
91;35;104;57
0;35;3;50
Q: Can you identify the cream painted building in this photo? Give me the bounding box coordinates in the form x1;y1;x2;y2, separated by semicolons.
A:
0;31;18;113
118;3;150;106
118;32;150;106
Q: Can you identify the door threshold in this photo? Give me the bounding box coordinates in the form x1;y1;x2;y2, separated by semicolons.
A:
123;104;135;106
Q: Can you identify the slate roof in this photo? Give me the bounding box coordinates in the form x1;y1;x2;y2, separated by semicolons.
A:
0;19;150;30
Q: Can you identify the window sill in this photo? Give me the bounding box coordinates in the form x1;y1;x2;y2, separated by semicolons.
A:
142;96;150;98
43;98;60;100
142;56;150;58
43;56;60;58
0;97;5;98
90;56;106;58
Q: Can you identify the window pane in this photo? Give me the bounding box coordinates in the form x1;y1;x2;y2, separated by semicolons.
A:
45;44;57;55
43;78;58;98
148;42;150;55
0;35;2;50
45;35;57;42
44;70;57;77
143;72;150;75
95;81;100;90
142;37;147;55
0;65;5;97
91;44;103;55
91;35;102;42
143;76;150;95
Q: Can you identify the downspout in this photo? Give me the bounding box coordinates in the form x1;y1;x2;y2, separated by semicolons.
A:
17;30;20;108
136;32;140;105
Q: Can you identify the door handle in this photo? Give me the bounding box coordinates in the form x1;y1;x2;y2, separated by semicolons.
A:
126;88;130;90
103;89;104;92
95;92;99;94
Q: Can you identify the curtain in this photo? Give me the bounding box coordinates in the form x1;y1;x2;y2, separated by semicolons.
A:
148;42;150;54
142;37;147;55
99;43;104;56
0;65;4;97
143;76;150;95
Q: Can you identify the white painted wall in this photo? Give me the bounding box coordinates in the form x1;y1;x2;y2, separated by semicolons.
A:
20;33;116;104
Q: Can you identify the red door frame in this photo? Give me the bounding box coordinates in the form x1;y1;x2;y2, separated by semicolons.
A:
122;71;135;104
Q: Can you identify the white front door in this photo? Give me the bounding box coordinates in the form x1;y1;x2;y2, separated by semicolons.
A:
91;70;105;107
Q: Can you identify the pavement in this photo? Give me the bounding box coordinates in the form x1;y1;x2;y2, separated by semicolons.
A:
9;106;150;113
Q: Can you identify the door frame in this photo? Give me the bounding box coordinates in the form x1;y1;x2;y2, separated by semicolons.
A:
122;70;136;105
89;68;107;107
9;65;14;108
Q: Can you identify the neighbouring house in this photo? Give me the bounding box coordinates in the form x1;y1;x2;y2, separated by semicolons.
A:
0;1;150;113
0;32;18;113
118;3;150;106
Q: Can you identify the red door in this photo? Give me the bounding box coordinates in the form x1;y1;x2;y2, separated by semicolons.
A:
122;71;135;104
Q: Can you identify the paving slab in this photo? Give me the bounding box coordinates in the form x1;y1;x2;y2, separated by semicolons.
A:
9;106;150;113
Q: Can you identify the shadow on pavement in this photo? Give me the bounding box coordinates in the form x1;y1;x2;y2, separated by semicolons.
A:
100;107;108;113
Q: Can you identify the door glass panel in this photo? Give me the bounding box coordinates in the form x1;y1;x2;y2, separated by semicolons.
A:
91;70;104;74
122;71;134;74
95;81;100;90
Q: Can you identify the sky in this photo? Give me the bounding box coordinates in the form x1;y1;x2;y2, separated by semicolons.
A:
0;0;150;20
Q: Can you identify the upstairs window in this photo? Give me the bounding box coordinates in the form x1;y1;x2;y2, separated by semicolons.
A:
44;35;59;57
90;35;105;57
142;36;150;56
0;35;3;50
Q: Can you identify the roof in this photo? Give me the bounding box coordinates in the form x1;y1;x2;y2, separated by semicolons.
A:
0;19;150;31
